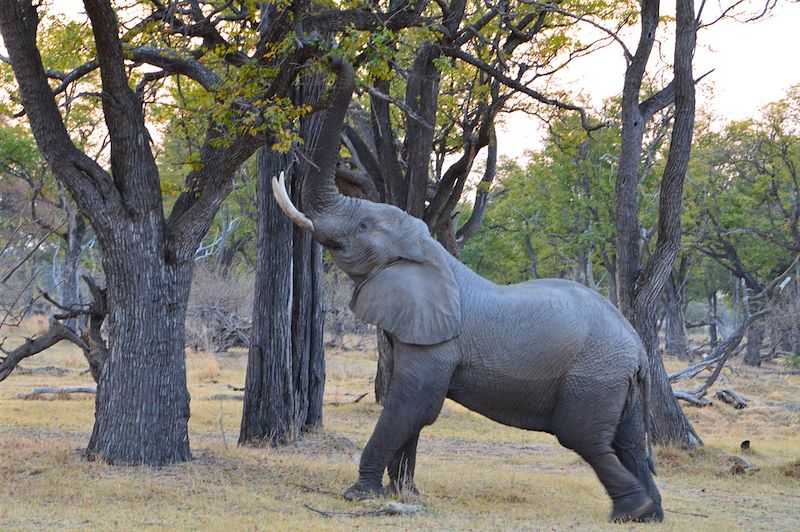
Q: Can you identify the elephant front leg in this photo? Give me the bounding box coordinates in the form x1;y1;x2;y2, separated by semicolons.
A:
344;349;452;501
386;431;420;496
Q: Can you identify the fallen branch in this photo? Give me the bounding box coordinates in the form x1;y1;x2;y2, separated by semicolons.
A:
674;390;713;407
715;388;747;409
757;368;800;376
669;354;724;382
17;385;96;399
303;502;422;518
672;305;771;406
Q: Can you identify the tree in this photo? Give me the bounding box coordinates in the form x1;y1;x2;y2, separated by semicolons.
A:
339;0;622;401
613;0;702;446
1;0;400;464
240;74;326;445
461;113;621;293
687;87;800;365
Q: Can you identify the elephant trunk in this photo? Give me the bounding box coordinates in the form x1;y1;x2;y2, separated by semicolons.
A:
302;56;355;218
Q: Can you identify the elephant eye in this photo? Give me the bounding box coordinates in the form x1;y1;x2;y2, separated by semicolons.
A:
358;220;368;232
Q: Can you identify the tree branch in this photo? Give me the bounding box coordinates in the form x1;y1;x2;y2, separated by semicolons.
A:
0;319;86;382
439;45;605;132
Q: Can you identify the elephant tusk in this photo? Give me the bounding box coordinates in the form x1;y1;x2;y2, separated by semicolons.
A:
271;171;314;232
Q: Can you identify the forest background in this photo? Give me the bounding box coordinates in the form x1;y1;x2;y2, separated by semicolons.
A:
0;0;799;527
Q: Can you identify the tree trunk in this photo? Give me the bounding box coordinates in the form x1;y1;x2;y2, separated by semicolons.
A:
708;290;719;349
614;0;700;447
664;273;690;360
292;71;326;431
634;307;702;446
305;239;325;428
744;320;764;367
240;150;296;445
60;212;86;331
374;330;394;404
240;71;327;443
87;232;192;464
291;188;325;432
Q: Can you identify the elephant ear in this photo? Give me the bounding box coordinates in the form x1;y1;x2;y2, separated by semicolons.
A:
349;239;461;345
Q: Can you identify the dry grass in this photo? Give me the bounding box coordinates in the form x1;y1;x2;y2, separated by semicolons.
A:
1;338;798;531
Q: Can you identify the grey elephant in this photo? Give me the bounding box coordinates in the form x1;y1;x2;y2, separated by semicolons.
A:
272;57;663;523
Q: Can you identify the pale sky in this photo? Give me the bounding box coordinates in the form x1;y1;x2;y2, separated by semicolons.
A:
498;1;800;160
30;1;800;162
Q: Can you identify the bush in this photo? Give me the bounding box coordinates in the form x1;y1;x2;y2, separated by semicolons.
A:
186;265;253;353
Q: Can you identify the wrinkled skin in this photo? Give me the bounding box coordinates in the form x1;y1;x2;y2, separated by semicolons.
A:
278;57;663;523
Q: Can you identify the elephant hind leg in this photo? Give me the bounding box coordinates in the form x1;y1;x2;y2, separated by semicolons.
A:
386;431;420;496
612;401;663;521
551;384;657;522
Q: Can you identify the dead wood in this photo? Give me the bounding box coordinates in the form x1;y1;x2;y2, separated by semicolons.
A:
15;365;72;377
674;390;713;407
1;276;109;385
715;388;748;409
303;502;422;518
0;319;86;382
17;385;96;399
672;305;771;406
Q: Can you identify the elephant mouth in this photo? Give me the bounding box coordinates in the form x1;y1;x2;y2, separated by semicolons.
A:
319;237;343;250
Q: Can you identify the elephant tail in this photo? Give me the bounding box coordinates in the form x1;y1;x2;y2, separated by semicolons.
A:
640;359;657;476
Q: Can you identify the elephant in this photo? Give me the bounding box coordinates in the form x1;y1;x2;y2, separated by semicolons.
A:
272;56;663;523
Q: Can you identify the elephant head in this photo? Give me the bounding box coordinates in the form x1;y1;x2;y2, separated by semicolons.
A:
272;57;461;345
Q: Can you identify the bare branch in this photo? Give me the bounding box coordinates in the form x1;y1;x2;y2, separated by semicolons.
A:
440;45;606;132
0;319;86;382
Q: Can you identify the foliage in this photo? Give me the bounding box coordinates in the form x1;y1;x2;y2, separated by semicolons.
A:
460;105;664;293
686;86;800;290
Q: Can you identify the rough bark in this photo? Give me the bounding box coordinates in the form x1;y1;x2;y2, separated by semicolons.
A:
240;150;296;445
87;253;192;464
374;330;394;405
615;0;700;447
744;320;765;367
664;268;690;360
292;72;326;431
240;71;327;443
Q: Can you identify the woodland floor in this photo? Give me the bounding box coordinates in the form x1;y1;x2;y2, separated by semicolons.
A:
1;322;799;531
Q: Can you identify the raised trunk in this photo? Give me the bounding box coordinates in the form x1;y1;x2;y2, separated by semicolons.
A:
302;57;355;216
87;226;192;464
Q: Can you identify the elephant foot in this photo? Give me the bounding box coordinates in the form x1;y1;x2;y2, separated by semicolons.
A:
342;481;383;501
385;479;420;498
610;494;663;523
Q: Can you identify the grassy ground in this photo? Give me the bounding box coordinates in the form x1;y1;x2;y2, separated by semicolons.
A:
1;328;798;531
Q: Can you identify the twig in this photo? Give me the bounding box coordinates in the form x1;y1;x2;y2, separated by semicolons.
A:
219;400;228;449
665;508;709;518
303;502;422;518
352;392;368;403
291;483;342;497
